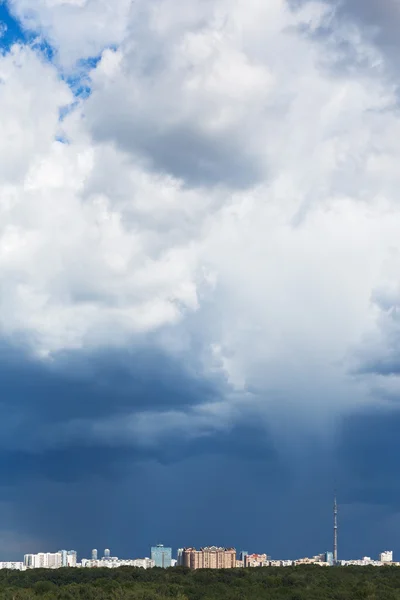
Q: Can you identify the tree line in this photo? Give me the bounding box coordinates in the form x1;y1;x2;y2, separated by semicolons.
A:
0;565;399;599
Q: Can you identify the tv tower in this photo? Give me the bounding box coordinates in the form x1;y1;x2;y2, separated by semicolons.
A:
333;494;338;565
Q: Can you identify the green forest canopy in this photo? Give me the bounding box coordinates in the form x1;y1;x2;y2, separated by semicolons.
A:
0;565;399;600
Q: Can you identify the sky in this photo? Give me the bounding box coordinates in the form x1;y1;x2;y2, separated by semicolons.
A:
1;0;400;563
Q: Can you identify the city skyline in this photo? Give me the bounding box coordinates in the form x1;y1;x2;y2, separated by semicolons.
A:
1;542;397;571
0;492;397;570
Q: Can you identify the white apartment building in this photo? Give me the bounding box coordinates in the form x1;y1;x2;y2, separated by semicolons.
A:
380;551;393;563
67;551;77;567
81;557;154;569
340;557;383;566
0;562;25;570
24;550;77;569
132;558;154;569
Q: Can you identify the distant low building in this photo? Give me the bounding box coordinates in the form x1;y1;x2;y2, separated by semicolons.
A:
81;557;154;569
294;555;329;566
236;560;244;568
341;557;384;567
245;554;268;567
0;562;25;571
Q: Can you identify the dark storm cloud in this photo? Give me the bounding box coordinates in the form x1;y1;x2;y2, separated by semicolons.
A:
0;342;221;423
329;407;400;558
2;434;315;562
0;341;280;484
3;342;400;564
337;408;400;505
0;345;283;560
0;340;232;492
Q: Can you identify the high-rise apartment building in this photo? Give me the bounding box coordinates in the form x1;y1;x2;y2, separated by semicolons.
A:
177;549;184;566
67;551;77;567
24;551;76;569
380;551;393;563
92;549;98;561
151;545;172;568
183;547;236;570
239;551;248;562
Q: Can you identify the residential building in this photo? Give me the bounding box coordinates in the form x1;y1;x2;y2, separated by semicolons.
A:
0;562;25;570
59;550;68;567
325;552;334;566
236;560;244;568
24;551;76;569
269;560;293;567
81;557;155;569
380;551;393;563
177;549;184;566
67;551;77;567
341;557;383;566
182;547;236;570
245;553;268;567
294;555;329;566
151;545;172;568
132;558;155;569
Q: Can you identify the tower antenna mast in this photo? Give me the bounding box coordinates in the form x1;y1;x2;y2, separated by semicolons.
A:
333;493;338;565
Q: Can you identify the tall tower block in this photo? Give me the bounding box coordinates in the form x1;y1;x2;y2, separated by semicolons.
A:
333;494;338;564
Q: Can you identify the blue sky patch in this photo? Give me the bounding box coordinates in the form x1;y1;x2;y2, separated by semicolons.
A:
0;0;101;103
0;0;26;51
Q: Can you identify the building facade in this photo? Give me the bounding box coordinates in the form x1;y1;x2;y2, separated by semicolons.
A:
24;550;77;569
67;551;77;567
380;551;393;563
245;553;268;567
81;557;155;569
0;562;25;570
177;549;184;566
151;545;172;568
325;552;334;566
183;547;236;570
